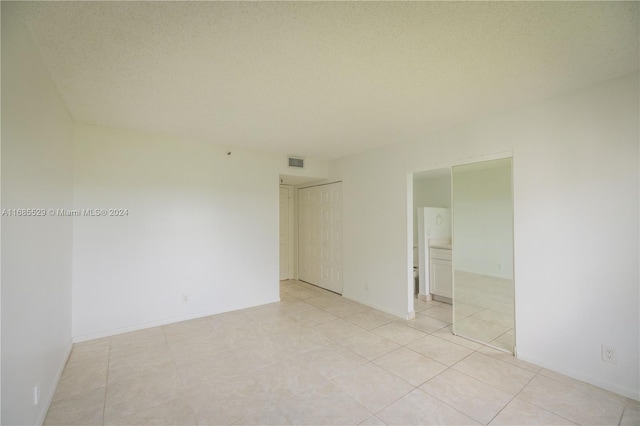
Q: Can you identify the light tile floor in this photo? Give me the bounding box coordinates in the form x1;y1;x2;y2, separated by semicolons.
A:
46;280;639;425
453;271;515;353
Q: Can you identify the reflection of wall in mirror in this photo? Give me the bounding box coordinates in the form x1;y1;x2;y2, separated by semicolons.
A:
452;159;513;279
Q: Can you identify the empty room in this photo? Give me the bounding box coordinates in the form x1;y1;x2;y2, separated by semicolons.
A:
1;1;639;425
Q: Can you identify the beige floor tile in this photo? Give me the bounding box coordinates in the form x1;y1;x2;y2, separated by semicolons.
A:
272;327;333;357
399;314;449;333
216;326;273;350
162;319;216;344
373;347;447;386
332;363;414;413
277;382;371;425
471;309;514;328
47;286;633;426
105;397;196;425
65;345;110;369
278;300;318;315
313;318;366;341
175;350;247;391
376;389;480;425
287;307;338;327
321;300;371;318
489;329;514;352
241;303;288;323
71;337;111;355
518;375;626;425
187;376;275;425
53;352;108;401
44;387;105;426
371;322;427;346
288;288;323;300
358;415;387;425
413;299;443;312
251;358;329;400
279;293;299;302
621;400;640;426
108;342;174;384
279;280;298;293
230;337;288;370
257;316;307;335
109;328;167;357
421;305;453;323
624;398;640;409
453;302;485;317
420;369;512;424
340;331;400;361
292;343;368;380
538;368;629;403
406;335;473;366
234;407;292;425
104;366;185;423
476;345;541;373
344;310;396;330
488;396;577;425
205;310;252;331
432;327;482;350
454;317;510;344
452;352;535;395
168;334;230;365
305;295;338;309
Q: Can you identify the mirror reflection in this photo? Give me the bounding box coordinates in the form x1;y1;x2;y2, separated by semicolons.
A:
452;158;514;352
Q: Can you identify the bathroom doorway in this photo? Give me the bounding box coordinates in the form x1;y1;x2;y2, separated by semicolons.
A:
412;169;452;301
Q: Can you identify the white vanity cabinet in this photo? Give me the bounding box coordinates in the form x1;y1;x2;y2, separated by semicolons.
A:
429;247;452;298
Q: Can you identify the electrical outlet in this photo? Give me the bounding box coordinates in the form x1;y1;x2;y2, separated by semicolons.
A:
364;282;369;291
33;386;40;405
182;293;189;304
602;344;617;364
498;264;504;271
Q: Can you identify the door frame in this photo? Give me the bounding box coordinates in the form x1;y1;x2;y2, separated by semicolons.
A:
279;185;295;280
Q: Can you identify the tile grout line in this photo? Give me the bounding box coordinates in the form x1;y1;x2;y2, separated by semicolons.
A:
159;324;199;425
101;338;112;426
483;369;540;425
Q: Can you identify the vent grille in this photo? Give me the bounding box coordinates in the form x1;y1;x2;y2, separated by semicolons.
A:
288;157;304;168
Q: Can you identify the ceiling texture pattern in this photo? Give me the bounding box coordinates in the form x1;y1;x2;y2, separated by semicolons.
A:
16;1;639;159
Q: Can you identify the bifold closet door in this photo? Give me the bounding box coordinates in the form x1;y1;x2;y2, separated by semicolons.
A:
298;182;343;294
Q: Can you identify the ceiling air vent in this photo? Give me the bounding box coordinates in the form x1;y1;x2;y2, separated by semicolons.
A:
288;156;304;168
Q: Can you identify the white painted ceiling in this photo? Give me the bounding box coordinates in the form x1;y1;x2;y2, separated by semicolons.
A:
16;1;639;159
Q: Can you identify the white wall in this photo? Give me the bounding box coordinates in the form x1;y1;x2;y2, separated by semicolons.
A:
1;4;75;424
330;73;639;399
72;123;328;340
452;159;513;278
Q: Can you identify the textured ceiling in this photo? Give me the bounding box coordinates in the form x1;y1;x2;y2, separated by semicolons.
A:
15;1;639;159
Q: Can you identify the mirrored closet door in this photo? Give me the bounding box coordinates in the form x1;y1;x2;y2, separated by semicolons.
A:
452;157;515;353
